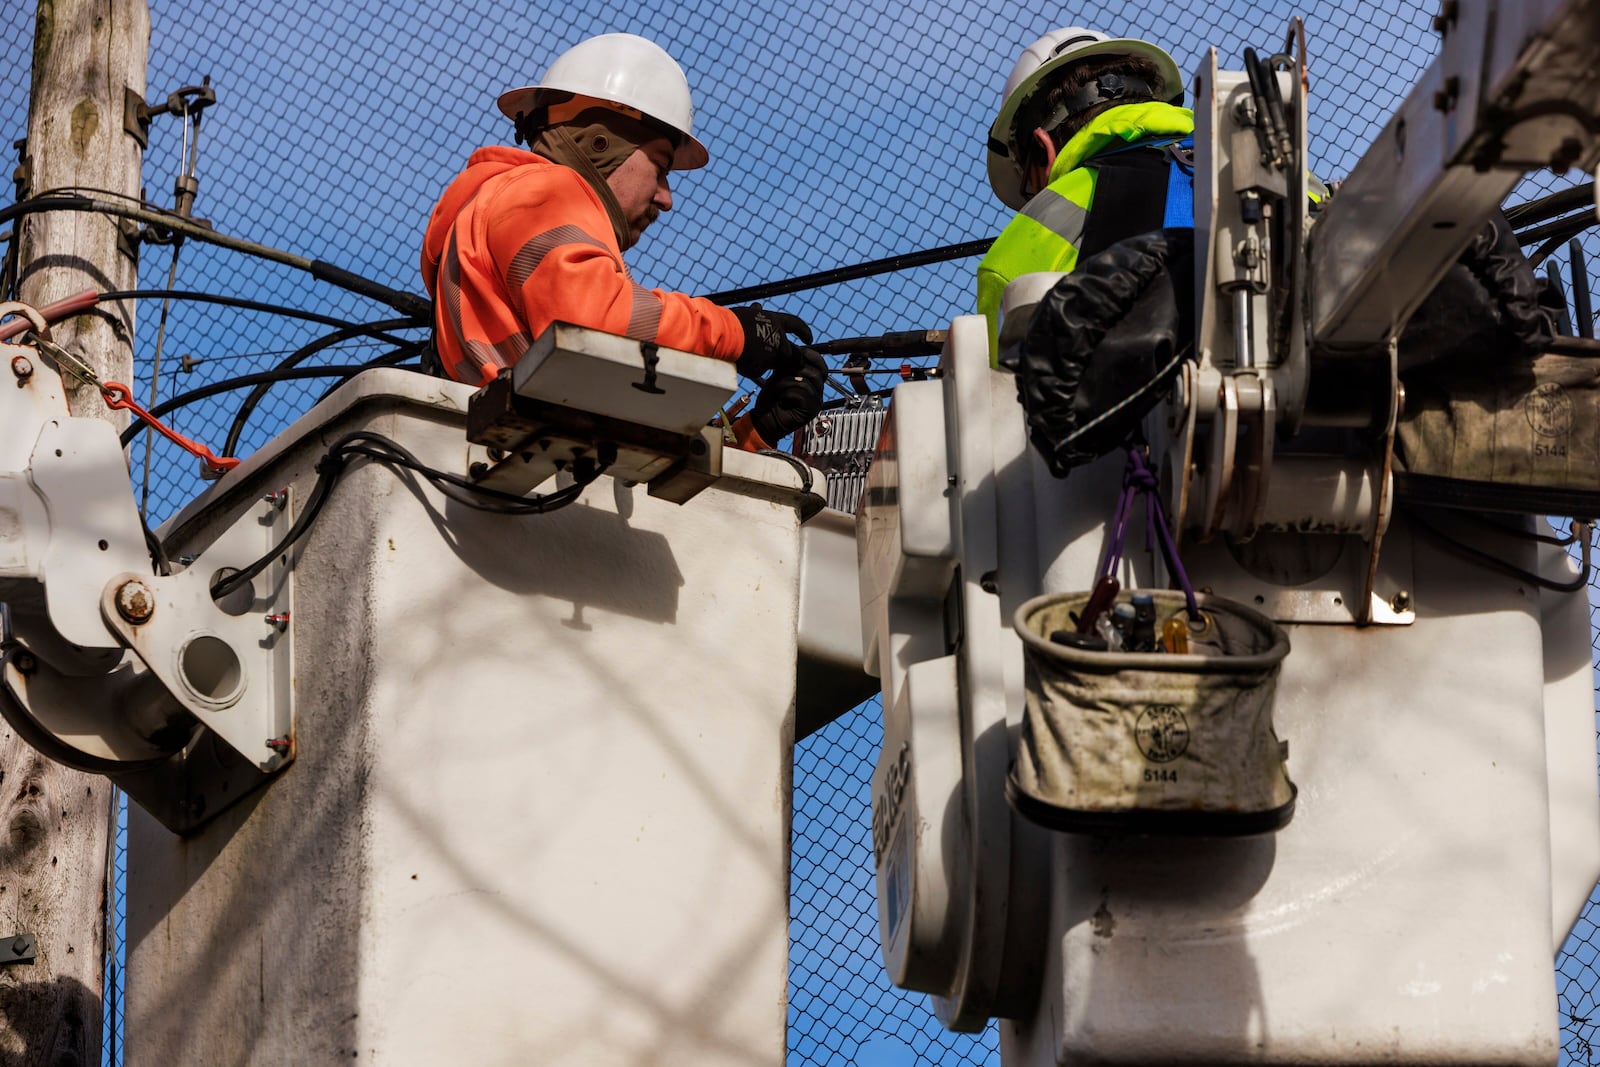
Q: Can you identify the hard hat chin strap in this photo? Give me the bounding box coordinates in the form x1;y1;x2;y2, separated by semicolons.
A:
511;109;545;145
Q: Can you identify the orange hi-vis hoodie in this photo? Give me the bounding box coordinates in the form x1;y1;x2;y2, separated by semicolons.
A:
420;147;772;449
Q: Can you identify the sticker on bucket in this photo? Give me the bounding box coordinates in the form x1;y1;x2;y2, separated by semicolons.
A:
1135;704;1191;763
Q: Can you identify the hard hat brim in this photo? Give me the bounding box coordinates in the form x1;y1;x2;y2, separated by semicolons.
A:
497;86;709;171
986;37;1184;209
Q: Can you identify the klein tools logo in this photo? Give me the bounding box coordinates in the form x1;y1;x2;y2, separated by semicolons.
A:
1525;382;1573;439
1135;705;1191;763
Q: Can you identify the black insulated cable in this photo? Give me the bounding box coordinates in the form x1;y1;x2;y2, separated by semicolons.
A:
1409;510;1592;592
208;430;610;600
1505;182;1596;228
0;195;431;317
1518;212;1598;254
117;364;416;449
1527;213;1600;268
12;188;991;325
705;238;994;305
96;289;425;342
221;318;423;455
1570;238;1593;339
312;344;429;405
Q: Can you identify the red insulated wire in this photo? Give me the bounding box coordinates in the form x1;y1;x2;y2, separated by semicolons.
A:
1;291;241;474
0;290;101;342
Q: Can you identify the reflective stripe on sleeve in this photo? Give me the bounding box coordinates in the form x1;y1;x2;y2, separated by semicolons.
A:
441;229;531;380
472;331;533;369
625;284;663;341
506;224;613;291
1019;188;1089;244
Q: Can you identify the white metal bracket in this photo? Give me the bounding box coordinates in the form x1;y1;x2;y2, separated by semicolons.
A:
98;493;295;773
0;301;297;832
465;323;736;503
1150;25;1413;624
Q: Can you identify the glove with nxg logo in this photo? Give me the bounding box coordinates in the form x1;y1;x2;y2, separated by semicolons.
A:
751;347;827;445
732;304;815;380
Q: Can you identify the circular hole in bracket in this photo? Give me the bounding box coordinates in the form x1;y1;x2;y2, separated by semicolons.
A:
179;634;243;705
210;568;255;617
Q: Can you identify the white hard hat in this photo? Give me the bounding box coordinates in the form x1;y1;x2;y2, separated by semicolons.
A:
498;33;709;171
987;27;1184;208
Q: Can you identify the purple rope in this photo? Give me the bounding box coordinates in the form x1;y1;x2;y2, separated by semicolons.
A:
1095;448;1201;619
1096;466;1138;586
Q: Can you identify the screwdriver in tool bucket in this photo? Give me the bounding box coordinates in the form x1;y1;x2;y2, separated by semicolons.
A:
1074;575;1119;634
1048;575;1120;651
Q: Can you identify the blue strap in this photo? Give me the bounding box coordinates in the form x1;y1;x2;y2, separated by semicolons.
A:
1162;137;1195;229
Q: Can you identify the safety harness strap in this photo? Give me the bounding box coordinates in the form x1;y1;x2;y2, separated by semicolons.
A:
1081;136;1195;257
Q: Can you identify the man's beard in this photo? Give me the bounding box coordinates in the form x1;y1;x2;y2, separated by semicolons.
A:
628;208;661;247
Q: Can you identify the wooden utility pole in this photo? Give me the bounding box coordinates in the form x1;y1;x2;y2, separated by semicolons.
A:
17;0;148;417
1;0;149;1061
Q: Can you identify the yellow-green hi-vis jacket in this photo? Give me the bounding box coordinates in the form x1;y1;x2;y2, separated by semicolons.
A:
977;101;1196;364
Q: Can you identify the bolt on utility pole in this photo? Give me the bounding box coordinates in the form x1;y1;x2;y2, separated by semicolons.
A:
1;1;149;1062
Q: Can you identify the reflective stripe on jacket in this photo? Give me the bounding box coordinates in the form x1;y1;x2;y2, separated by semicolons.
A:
421;147;743;387
977;102;1196;363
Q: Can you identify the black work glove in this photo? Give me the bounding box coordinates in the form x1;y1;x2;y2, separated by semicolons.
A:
751;348;827;444
732;304;814;380
1399;209;1555;372
1014;228;1195;478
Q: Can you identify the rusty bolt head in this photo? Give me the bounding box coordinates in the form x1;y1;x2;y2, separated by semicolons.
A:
265;737;291;756
115;579;156;624
264;612;289;633
1390;590;1413;614
10;355;32;382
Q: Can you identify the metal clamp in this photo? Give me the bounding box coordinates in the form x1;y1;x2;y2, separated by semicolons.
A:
0;933;36;966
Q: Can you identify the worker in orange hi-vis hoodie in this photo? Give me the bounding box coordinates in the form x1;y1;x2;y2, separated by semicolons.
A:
421;33;825;451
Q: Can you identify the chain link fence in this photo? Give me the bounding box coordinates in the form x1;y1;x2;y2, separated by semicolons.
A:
0;1;1597;1065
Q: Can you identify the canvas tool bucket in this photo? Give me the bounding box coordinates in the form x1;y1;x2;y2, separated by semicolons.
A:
1008;589;1295;836
1395;350;1600;515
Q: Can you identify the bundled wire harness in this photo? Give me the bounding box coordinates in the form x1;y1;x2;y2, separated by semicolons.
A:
210;430;613;600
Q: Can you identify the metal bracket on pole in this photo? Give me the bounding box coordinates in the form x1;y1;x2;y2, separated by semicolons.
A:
97;495;295;774
0;934;37;966
0;302;296;834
